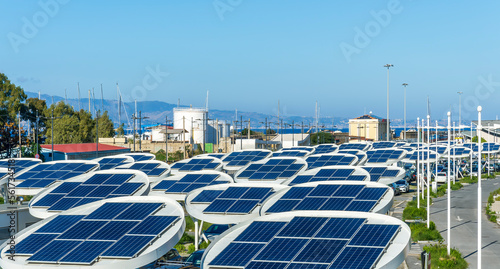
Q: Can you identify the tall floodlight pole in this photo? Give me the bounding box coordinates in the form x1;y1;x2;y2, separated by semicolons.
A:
477;106;483;269
427;115;431;229
458;91;463;136
422;118;425;200
447;111;451;255
384;64;394;141
403;83;408;140
417;117;420;208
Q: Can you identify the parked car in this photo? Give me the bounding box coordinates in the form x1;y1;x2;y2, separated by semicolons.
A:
388;183;401;195
180;249;205;269
435;172;447;183
203;224;231;242
395;179;409;193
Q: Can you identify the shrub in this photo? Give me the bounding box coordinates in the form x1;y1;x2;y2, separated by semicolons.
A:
423;243;468;269
180;233;194;244
187;244;196;254
410;222;442;242
199;240;210;249
174;243;185;253
403;206;427;221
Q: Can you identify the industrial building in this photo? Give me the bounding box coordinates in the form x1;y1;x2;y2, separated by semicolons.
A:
348;114;389;141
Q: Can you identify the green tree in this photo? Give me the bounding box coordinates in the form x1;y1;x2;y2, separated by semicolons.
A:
241;128;256;136
0;73;27;125
472;136;487;143
310;132;333;145
116;123;125;137
95;111;115;138
266;129;276;135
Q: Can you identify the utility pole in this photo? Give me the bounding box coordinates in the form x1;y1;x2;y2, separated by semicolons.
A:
280;119;283;148
216;119;219;153
165;115;171;162
417;117;420;209
131;112;149;152
477;106;483;269
240;115;243;150
292;120;295;147
384;64;394;141
427;115;431;229
18;111;21;158
96;111;99;158
248;119;251;139
132;113;136;152
183;116;186;159
403;83;408;141
447;111;451;256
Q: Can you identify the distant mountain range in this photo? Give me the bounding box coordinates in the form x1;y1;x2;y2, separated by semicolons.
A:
26;91;411;130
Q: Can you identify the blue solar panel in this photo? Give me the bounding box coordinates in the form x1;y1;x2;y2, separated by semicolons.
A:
127;154;154;161
278;217;328;238
306;155;357;170
89;221;139;240
203;199;236;213
32;194;65;207
209;216;399;269
308;185;340;197
51;182;81;194
242;187;273;199
191;190;224;203
318;198;352;211
333;185;365;197
315;218;365;239
331;246;383;268
356;188;387;200
256;238;308;261
102;174;134;185
112;183;143;195
218;187;249;199
266;199;301;213
87;185;118;198
128;216;179;235
115;203;163;220
294;239;347;263
27;240;82;262
281;187;314;199
282;147;315;152
14;234;59;254
338;143;369;151
152;180;176;190
159;174;223;194
345;200;377;212
371;142;396;149
349;224;399;247
237;158;304;181
294;197;328;210
67;185;97;197
314;145;338;154
58;220;109;239
235;221;287;242
118;163;167;176
289;168;367;186
171;158;221;171
59;240;114;264
48;198;83;211
35;215;85;233
365;149;404;163
101;235;155;258
223;151;270;167
226;200;260;214
209;242;264;267
85;203;133;220
272;151;308;158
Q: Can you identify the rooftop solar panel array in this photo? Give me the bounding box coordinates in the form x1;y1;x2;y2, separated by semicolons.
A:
208;216;400;268
305;154;357;170
365;149;405;164
265;184;387;213
338;143;370;151
422;146;448;155
196;153;227;159
289;168;368;186
282;147;315;153
223;151;271;167
170;158;221;172
15;162;98;189
337;150;367;164
153;173;231;194
360;167;401;182
371;142;396;149
236;158;305;181
448;147;472;156
98;158;130;170
17;202;179;264
125;154;155;162
191;186;274;214
483;143;500;152
272;151;309;158
116;162;168;177
395;142;407;147
313;144;338;154
31;173;144;211
0;159;41;172
408;151;438;161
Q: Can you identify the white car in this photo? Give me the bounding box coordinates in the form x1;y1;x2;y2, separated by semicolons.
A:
435;172;447;183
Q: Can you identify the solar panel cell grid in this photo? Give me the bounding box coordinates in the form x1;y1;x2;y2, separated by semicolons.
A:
27;240;82;263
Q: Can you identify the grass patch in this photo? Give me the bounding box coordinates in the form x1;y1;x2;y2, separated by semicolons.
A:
403;206;427;221
430;182;463;198
423;243;468;269
460;176;478;184
410;222;443;242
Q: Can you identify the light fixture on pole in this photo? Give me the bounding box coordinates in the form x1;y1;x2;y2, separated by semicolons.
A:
427;114;431;229
477;106;483;269
458;91;463;135
403;83;408;141
384;64;394;141
447;111;451;256
417;117;420;209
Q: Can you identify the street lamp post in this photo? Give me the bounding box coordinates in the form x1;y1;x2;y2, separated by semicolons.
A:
403;83;408;141
417;117;420;209
447;111;451;256
477;106;483;269
427;114;431;229
384;64;394;141
458;91;463;136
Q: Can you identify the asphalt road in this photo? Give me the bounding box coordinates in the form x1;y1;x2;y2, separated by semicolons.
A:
430;177;500;268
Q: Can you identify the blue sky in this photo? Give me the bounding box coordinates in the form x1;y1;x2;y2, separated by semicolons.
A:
2;0;500;122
